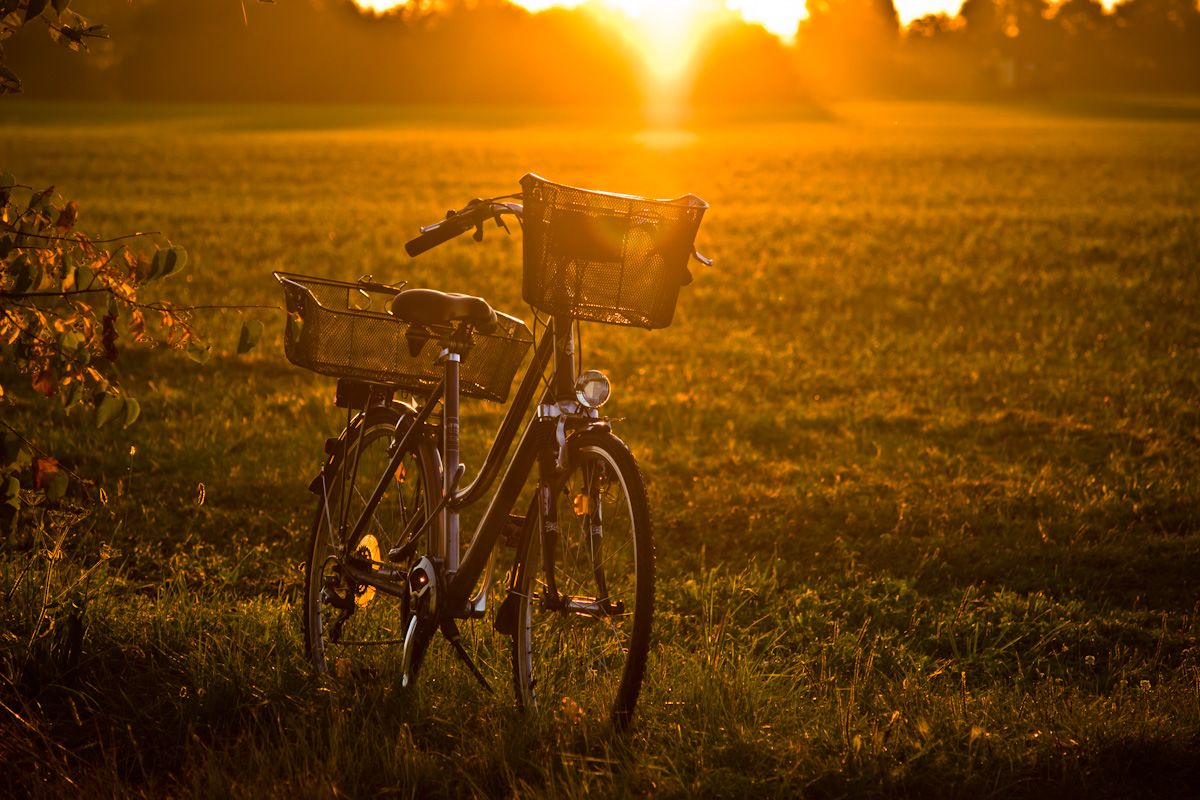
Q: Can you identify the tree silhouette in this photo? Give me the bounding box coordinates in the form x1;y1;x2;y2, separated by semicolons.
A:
5;0;1200;103
796;0;902;96
689;19;808;107
1113;0;1200;91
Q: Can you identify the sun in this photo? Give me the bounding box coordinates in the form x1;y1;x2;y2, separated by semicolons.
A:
356;1;803;81
605;0;715;82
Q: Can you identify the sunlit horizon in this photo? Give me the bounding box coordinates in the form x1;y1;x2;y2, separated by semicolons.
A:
354;0;984;38
351;0;1122;121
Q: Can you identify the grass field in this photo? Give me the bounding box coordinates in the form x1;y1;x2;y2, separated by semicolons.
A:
2;98;1199;797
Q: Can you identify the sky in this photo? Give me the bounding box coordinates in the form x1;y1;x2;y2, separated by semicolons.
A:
354;0;970;40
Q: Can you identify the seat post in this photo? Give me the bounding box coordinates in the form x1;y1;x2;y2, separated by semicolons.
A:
441;348;461;575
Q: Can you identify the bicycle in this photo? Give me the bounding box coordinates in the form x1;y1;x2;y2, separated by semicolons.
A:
275;173;709;728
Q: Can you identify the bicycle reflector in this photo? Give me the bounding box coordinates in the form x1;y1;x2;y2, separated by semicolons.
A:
575;370;611;409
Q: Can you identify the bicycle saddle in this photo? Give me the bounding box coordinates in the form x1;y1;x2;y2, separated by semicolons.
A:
390;288;498;334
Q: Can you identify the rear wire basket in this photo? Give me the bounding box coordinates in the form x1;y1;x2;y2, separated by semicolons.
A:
274;273;532;403
520;173;708;329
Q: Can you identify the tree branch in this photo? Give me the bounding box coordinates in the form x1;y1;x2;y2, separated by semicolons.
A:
142;303;282;312
0;221;163;244
0;419;92;487
1;288;111;299
0;306;58;350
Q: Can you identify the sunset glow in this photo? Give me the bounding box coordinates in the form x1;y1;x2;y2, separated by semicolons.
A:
348;0;987;119
354;0;977;37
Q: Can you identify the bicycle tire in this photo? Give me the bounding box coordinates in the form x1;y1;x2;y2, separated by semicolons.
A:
510;429;654;729
303;404;440;678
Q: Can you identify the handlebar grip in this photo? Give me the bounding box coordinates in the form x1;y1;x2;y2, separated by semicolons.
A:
405;219;467;257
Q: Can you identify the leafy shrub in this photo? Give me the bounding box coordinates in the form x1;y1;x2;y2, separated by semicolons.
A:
0;173;261;539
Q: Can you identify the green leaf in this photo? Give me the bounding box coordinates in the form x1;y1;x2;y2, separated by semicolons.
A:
1;432;32;470
159;246;187;279
63;381;84;410
236;320;263;354
45;470;68;501
2;475;19;510
11;253;35;293
29;187;53;214
74;263;94;290
186;343;211;364
51;0;70;15
145;249;162;281
24;0;48;23
287;313;303;343
0;172;14;190
145;246;187;281
94;393;124;428
57;329;81;354
123;397;140;428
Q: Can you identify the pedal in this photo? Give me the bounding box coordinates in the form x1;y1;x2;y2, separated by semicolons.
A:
400;615;420;688
493;591;520;636
501;514;525;548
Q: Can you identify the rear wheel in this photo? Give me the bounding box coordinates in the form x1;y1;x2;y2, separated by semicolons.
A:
511;430;654;729
303;404;439;678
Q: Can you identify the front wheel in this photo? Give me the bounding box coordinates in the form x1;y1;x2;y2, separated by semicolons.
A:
511;429;654;729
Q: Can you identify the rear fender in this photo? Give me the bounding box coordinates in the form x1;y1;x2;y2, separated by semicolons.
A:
307;400;421;495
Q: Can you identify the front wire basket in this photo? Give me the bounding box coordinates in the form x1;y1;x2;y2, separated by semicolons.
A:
520;173;708;329
274;272;532;403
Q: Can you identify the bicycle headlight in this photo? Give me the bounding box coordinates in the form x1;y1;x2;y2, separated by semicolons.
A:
574;370;611;409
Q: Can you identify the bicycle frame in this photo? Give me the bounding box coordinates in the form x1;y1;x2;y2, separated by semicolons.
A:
335;313;599;619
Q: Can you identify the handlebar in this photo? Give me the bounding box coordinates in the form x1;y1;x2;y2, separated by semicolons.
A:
405;193;713;269
405;198;523;258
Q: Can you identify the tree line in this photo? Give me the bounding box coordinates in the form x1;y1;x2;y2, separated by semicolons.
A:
814;0;1200;96
4;0;1199;106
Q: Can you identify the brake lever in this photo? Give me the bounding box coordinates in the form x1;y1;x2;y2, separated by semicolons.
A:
430;198;516;243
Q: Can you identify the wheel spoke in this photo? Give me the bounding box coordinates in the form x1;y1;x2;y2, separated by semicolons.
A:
304;412;438;678
512;432;653;728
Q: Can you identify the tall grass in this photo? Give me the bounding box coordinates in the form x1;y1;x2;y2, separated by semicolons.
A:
1;99;1198;796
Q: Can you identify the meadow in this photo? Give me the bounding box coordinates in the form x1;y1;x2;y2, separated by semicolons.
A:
1;97;1199;797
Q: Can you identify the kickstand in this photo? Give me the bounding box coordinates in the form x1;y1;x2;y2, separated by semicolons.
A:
441;618;492;693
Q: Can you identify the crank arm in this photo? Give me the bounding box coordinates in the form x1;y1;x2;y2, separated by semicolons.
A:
340;560;408;598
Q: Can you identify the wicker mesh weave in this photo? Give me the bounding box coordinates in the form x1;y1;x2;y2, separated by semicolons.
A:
520;173;707;329
275;273;532;403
